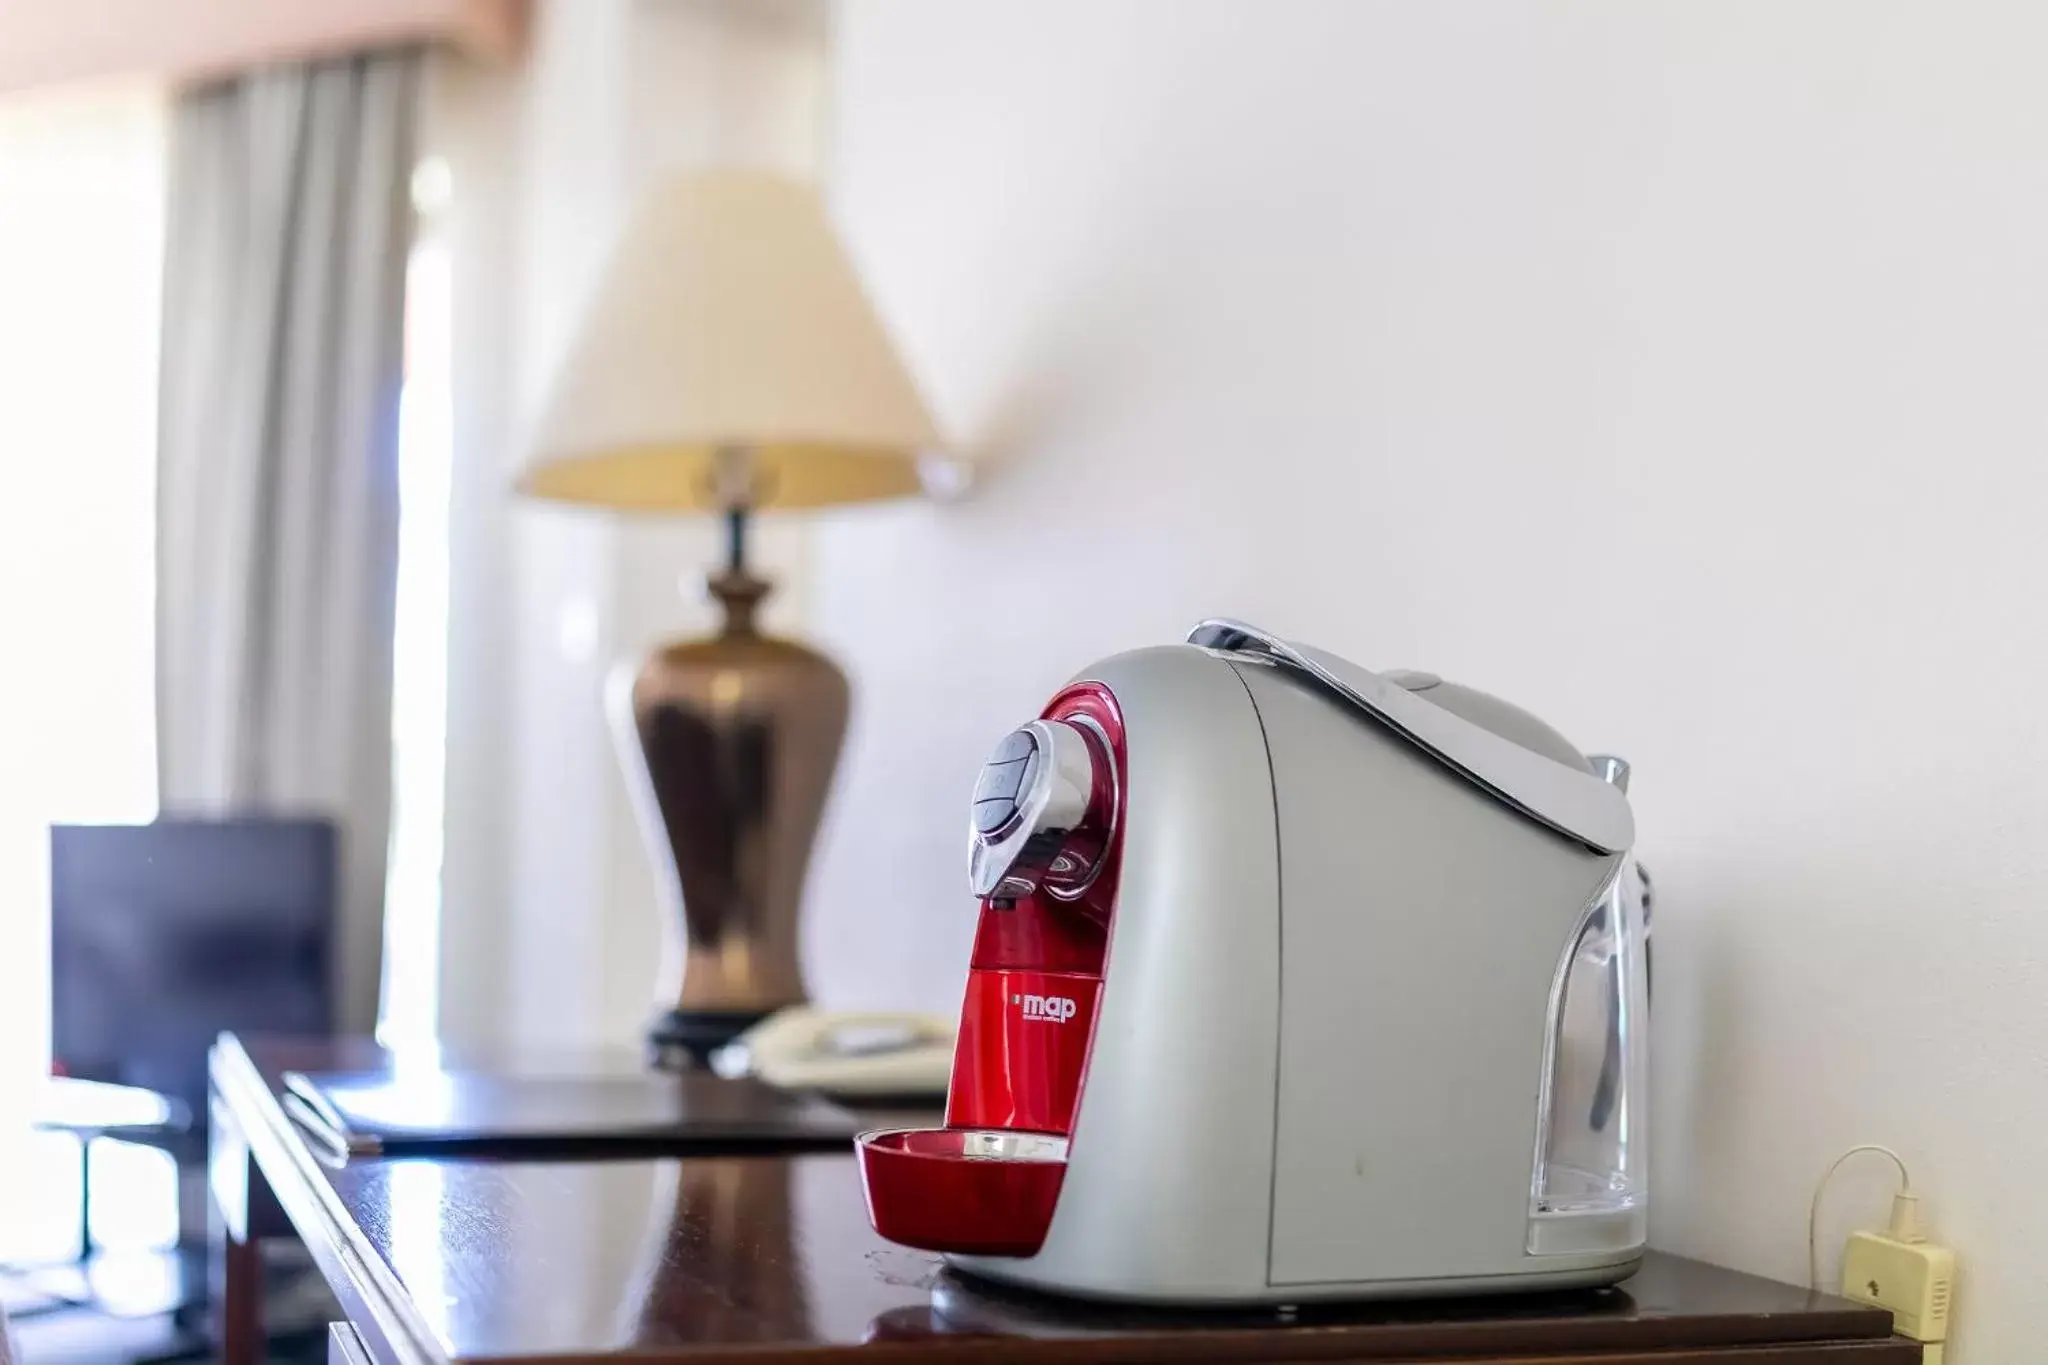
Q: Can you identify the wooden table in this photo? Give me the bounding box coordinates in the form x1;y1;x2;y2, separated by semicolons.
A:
209;1035;1915;1365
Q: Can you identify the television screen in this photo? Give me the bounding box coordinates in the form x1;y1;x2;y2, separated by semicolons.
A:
49;820;336;1121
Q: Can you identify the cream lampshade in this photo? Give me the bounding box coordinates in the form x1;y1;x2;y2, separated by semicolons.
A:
519;168;943;1067
520;168;941;508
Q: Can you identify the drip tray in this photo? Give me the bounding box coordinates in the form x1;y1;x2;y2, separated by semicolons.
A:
856;1127;1068;1257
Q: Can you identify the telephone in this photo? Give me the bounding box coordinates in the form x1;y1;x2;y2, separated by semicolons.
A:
713;1007;956;1099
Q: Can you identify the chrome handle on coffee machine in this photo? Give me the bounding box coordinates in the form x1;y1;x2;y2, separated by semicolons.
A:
967;719;1107;901
1187;619;1635;855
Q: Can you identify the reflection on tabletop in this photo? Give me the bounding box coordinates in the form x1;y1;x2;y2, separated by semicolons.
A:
867;1273;1637;1343
323;1148;1794;1358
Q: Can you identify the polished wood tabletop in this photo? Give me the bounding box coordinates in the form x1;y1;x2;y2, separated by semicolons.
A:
210;1035;1912;1365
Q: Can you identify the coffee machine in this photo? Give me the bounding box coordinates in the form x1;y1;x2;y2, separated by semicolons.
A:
856;620;1647;1303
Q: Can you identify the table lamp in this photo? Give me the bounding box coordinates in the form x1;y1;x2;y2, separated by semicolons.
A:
519;169;943;1067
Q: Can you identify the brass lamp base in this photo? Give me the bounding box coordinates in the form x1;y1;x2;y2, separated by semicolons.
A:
620;511;848;1069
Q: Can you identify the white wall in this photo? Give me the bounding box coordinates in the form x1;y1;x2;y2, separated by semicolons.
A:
808;2;2048;1357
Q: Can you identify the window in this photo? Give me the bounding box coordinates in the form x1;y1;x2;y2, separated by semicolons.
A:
0;82;167;1258
378;157;457;1055
0;95;457;1271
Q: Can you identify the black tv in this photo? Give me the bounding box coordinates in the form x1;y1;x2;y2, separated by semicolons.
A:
49;819;338;1124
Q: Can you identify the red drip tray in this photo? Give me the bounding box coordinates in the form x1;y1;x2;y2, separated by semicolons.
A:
856;1127;1068;1257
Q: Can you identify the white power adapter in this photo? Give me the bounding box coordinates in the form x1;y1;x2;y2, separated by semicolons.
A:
1811;1148;1957;1364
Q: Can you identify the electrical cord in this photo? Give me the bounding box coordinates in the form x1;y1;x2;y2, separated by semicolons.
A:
1807;1143;1916;1292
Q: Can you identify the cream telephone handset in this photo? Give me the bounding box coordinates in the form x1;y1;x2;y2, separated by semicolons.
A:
715;1007;955;1098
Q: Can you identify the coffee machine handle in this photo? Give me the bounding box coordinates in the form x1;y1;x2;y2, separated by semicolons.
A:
967;719;1112;899
1187;619;1635;855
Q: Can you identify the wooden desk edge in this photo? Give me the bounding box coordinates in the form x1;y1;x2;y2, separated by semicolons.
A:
213;1036;1917;1365
418;1339;1923;1365
212;1035;449;1365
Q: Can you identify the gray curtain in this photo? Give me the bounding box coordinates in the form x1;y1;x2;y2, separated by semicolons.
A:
156;50;422;1035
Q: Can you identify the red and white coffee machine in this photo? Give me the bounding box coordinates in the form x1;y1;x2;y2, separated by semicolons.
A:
856;620;1648;1304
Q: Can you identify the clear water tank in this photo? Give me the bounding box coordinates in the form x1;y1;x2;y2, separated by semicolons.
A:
1527;817;1649;1256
